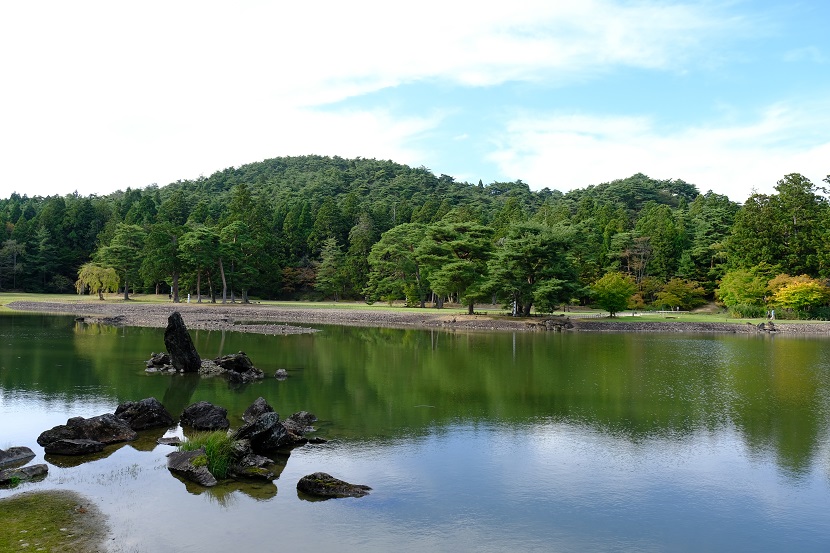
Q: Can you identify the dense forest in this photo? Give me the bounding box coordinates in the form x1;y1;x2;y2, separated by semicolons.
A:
1;155;828;318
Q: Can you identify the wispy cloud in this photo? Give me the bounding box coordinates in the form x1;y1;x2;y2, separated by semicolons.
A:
782;46;826;64
488;103;830;200
0;1;787;197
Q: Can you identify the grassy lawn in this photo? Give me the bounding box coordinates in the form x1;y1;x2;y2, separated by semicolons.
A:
0;292;479;314
1;293;822;325
0;490;107;553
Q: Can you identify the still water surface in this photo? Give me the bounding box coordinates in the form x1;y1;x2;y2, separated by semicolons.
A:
1;313;830;552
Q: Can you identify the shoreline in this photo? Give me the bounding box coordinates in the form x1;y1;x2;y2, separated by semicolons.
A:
6;300;830;335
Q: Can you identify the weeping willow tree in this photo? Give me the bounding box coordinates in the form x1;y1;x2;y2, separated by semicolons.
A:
75;262;119;300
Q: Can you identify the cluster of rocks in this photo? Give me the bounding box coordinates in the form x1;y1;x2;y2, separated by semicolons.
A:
146;312;288;382
0;446;46;487
18;311;369;498
165;397;370;498
36;398;174;455
166;396;323;487
145;350;271;383
527;318;575;331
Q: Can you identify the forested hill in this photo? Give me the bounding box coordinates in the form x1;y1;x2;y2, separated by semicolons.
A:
2;154;826;316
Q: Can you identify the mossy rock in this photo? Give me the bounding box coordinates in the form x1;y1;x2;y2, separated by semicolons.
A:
297;472;371;498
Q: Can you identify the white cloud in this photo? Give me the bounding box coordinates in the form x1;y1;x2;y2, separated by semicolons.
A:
488;104;830;201
0;1;758;197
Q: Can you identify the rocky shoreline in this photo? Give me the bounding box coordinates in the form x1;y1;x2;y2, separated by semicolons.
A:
6;299;830;335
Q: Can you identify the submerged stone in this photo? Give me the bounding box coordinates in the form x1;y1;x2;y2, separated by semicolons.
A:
297;472;371;499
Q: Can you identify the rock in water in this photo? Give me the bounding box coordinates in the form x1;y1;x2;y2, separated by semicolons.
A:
214;351;255;373
43;439;105;455
232;412;287;452
166;448;217;487
115;397;175;430
297;472;371;498
0;446;35;468
242;397;275;423
216;352;264;383
0;464;48;486
164;312;201;373
180;401;230;430
37;413;138;448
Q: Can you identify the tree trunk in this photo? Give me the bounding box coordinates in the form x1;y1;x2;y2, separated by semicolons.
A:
522;303;532;317
172;272;180;303
467;303;474;315
218;258;228;303
242;289;249;304
196;271;202;303
123;278;129;300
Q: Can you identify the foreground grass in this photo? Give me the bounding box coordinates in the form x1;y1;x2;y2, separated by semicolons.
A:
0;490;107;553
179;431;238;480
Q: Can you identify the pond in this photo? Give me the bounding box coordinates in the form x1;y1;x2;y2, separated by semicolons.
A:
1;313;830;552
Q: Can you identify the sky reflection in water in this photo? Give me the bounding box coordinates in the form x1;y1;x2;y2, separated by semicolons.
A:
1;313;830;552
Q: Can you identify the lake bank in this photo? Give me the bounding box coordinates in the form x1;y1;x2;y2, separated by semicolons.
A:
7;299;830;335
0;489;109;552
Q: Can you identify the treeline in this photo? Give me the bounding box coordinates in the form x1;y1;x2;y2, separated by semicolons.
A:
0;155;827;316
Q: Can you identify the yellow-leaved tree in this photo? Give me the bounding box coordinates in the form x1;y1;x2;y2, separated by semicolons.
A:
75;262;119;300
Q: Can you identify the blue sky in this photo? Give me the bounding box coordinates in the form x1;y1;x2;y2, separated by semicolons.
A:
1;1;828;201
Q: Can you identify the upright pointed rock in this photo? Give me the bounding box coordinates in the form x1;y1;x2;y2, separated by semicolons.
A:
164;312;201;373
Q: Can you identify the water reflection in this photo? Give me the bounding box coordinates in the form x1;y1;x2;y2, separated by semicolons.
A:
3;313;830;551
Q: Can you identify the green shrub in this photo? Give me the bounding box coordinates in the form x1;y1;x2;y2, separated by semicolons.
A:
727;303;766;318
179;431;237;479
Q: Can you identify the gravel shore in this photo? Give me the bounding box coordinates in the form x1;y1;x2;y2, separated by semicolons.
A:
7;299;830;335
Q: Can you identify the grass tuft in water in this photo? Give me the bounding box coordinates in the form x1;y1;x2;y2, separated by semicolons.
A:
178;431;237;479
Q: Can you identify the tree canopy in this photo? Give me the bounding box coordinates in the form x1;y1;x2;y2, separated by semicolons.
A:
2;155;829;318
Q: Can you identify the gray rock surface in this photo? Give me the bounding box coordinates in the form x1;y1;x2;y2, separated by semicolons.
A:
232;412;287;452
115;397;175;430
230;453;279;481
0;463;48;486
242;397;275;423
163;311;201;372
166;448;217;487
297;472;371;498
37;413;138;447
43;438;105;455
180;401;229;430
214;351;255;373
0;446;35;468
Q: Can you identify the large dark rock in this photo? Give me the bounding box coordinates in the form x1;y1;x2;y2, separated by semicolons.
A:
0;446;35;468
43;438;105;455
0;464;48;487
37;413;138;447
297;472;371;499
242;397;275;423
282;411;318;445
215;351;255;373
180;401;229;430
230;453;279;481
164;312;201;373
115;397;175;430
166;448;217;487
216;352;265;383
232;412;287;452
146;352;171;369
